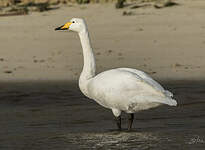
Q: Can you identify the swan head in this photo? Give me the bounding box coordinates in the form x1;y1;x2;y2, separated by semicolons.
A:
55;18;87;33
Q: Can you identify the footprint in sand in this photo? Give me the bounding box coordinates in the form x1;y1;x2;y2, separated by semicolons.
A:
33;59;46;63
136;28;144;31
33;60;38;63
0;58;5;62
118;52;123;56
107;50;113;55
96;52;101;55
4;70;12;74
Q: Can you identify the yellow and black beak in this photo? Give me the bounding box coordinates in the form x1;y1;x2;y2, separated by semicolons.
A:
55;22;72;30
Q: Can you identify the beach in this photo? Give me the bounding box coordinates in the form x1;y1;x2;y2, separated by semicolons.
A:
0;0;205;81
0;0;205;149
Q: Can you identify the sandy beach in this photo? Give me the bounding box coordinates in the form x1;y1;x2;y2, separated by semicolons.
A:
0;0;205;81
0;0;205;149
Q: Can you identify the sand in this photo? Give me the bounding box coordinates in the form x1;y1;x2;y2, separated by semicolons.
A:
0;0;205;82
0;1;205;149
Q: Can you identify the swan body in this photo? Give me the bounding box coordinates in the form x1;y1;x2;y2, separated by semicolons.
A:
81;68;176;114
55;18;177;130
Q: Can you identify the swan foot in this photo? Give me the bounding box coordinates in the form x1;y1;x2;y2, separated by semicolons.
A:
128;113;134;131
115;116;121;130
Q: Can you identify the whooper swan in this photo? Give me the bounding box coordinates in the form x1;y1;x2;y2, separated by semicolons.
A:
55;18;177;131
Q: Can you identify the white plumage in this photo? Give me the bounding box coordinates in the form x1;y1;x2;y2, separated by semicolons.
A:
81;68;177;115
55;18;177;130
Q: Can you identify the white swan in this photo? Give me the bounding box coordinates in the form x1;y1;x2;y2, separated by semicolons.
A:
55;18;177;130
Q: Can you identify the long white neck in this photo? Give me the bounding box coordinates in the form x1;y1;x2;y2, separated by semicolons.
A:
78;30;96;82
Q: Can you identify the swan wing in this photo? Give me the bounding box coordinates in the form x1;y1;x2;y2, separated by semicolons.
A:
87;68;176;110
127;94;177;112
118;68;173;97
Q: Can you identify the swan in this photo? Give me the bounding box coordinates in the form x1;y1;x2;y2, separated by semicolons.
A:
55;18;177;131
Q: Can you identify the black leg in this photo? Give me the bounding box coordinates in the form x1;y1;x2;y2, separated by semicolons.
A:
115;116;121;130
128;113;134;131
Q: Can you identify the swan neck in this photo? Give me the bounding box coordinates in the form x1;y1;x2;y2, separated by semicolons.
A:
79;30;96;81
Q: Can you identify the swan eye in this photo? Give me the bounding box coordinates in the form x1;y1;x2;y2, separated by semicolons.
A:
72;21;75;23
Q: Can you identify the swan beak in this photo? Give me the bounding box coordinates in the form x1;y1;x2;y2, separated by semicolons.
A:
55;22;72;30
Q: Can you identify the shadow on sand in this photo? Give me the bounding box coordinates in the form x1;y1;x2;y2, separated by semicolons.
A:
0;80;205;150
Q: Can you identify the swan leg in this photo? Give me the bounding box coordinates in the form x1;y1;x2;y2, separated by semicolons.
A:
128;113;134;131
115;116;121;130
112;108;122;130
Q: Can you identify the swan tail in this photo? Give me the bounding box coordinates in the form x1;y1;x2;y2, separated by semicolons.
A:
164;90;173;97
149;96;177;106
126;95;177;113
133;95;177;106
160;97;177;106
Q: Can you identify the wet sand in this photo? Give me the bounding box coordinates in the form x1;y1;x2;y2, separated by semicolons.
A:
0;80;205;150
